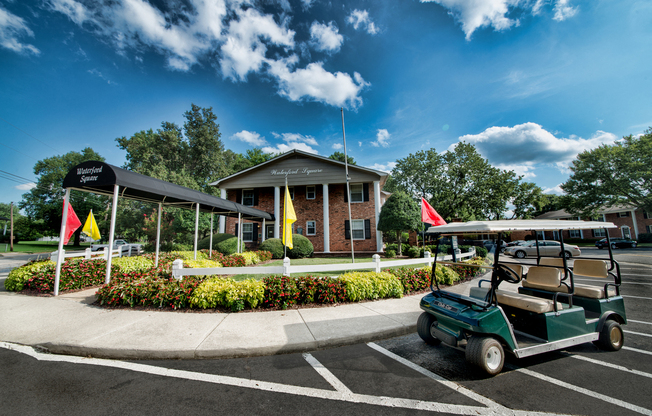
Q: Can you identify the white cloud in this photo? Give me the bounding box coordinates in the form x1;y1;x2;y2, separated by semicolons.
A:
367;161;396;173
494;163;536;179
268;59;368;108
301;0;315;10
309;21;343;53
543;185;565;195
262;142;318;154
88;68;115;84
232;130;267;146
347;9;379;35
0;6;40;55
48;0;90;26
553;0;578;21
372;129;390;148
15;182;36;191
332;143;343;150
455;122;618;172
420;0;520;40
273;132;319;146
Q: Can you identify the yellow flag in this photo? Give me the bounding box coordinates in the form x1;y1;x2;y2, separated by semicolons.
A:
82;210;101;241
282;185;296;249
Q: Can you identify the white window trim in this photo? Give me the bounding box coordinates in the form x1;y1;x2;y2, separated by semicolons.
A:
306;185;316;200
351;219;365;240
242;223;254;242
350;183;364;203
242;189;254;207
306;220;316;236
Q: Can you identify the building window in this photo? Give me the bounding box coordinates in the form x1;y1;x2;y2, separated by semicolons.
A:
351;219;365;239
593;228;606;238
647;225;652;233
242;190;254;206
622;226;631;239
265;224;274;240
289;187;294;200
306;185;316;200
350;184;363;203
536;231;545;240
617;212;630;218
307;220;316;235
242;223;253;242
569;230;581;239
553;231;559;240
644;212;651;219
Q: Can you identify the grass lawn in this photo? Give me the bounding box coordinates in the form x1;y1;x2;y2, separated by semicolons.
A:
1;240;90;254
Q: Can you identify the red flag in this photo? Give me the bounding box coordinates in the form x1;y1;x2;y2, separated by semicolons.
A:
421;197;447;226
62;201;82;245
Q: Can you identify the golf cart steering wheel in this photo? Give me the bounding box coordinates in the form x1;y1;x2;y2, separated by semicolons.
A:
496;263;521;284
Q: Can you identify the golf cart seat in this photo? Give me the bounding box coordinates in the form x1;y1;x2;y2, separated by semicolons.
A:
523;262;615;299
497;263;525;280
470;285;563;314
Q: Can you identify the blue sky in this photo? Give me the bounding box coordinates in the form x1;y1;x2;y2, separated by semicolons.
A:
1;0;651;208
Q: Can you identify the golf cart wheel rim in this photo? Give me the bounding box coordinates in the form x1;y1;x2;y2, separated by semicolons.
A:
610;326;623;348
485;346;502;371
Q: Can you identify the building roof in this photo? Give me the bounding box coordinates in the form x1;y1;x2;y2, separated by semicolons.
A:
535;205;639;220
62;161;273;220
210;149;388;189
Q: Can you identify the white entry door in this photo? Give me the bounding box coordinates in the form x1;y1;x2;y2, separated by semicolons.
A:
622;226;631;239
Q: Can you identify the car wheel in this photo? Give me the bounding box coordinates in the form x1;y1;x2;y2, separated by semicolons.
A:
611;243;617;249
632;243;637;248
594;319;624;351
466;336;504;376
515;250;526;259
560;251;572;259
417;312;442;346
597;246;604;249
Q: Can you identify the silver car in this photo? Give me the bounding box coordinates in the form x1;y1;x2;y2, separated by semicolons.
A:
504;240;581;259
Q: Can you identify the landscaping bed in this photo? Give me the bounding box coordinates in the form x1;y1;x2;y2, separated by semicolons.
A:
6;250;488;312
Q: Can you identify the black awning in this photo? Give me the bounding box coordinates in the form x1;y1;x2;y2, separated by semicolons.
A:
62;161;273;220
0;216;9;221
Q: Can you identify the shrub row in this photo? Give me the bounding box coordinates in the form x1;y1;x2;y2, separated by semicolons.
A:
259;235;314;259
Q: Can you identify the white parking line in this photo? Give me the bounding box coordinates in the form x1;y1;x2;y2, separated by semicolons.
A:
512;366;652;415
0;341;559;416
302;353;352;396
623;295;652;300
624;330;652;338
624;346;652;356
570;354;652;379
629;319;652;325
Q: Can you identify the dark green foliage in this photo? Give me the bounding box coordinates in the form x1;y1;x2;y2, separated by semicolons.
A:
406;246;420;258
262;275;299;309
474;246;488;258
197;233;236;250
388;267;432;293
638;233;652;243
287;234;314;258
377;191;421;255
215;236;245;255
385;249;396;258
259;238;285;259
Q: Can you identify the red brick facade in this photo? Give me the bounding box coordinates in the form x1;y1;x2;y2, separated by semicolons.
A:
224;183;379;252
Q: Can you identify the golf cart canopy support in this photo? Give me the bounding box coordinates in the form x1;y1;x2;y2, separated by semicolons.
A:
425;219;617;234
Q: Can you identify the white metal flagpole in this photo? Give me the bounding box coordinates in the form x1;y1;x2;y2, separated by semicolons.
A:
194;203;200;260
284;173;288;259
155;202;162;267
54;188;70;296
341;108;355;263
105;184;119;284
209;213;214;258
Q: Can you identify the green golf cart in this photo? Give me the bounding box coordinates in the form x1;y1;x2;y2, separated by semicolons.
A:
418;220;626;376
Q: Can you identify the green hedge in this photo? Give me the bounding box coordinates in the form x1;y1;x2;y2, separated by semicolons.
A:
197;233;236;250
215;236;245;255
190;277;264;311
288;234;314;259
340;271;403;301
5;260;55;291
259;238;284;259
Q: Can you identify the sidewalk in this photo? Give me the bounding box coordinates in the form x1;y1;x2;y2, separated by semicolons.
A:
1;251;649;360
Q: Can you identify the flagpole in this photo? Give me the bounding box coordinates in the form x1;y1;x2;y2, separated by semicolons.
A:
54;189;70;296
284;173;288;259
341;108;355;263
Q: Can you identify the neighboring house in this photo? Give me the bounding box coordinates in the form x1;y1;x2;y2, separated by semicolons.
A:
509;205;652;241
210;150;389;253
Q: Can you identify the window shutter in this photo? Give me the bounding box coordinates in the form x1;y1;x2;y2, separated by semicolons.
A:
344;185;348;203
344;220;350;239
236;190;242;204
363;183;369;202
253;190;259;206
253;223;259;243
364;219;371;239
234;223;239;238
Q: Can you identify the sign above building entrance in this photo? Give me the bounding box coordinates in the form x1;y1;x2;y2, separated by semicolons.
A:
270;167;323;176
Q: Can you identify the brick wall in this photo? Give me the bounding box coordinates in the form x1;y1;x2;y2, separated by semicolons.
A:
223;183;379;252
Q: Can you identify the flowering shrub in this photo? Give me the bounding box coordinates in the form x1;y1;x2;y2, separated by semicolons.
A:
434;264;460;286
170;250;208;261
221;254;246;268
295;275;319;304
340;271;403;302
449;257;486;280
253;250;272;262
262;275;299;309
240;251;260;265
24;258;108;293
185;259;222;269
5;260;55;291
314;277;347;304
388;267;432;293
112;257;155;273
191;277;264;311
96;270;203;309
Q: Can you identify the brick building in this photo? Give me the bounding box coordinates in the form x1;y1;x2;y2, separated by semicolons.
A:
509;205;652;241
210;150;389;253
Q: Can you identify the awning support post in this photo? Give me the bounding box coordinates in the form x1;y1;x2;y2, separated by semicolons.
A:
194;203;200;260
105;184;119;284
155;202;162;267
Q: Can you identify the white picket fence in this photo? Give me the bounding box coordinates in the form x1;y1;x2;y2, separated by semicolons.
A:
49;246;140;263
171;247;476;280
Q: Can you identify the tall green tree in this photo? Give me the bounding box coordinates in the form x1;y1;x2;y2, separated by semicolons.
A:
328;151;356;165
224;148;276;174
561;129;652;215
377;191;421;255
510;182;549;219
19;148;107;245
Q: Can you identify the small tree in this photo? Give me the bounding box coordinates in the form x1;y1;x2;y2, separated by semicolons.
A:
377;191;420;255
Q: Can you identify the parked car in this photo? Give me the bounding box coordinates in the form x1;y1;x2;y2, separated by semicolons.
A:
504;240;581;259
595;238;637;249
506;240;528;247
91;239;143;254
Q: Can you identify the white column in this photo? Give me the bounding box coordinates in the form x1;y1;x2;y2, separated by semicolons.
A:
237;213;242;253
155;203;162;267
322;183;330;252
105;184;119;284
262;218;266;242
193;203;200;260
209;213;214;257
274;186;280;239
219;188;226;233
54;188;70;296
631;209;639;238
374;180;383;252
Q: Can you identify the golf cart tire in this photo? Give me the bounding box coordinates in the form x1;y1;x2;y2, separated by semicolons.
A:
417;312;442;346
466;336;504;376
515;250;526;259
594;319;624;351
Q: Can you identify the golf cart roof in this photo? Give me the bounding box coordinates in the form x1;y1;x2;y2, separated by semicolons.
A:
426;219;616;234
